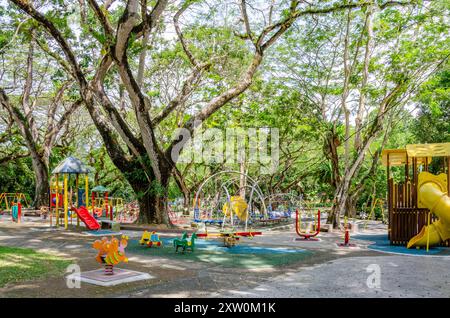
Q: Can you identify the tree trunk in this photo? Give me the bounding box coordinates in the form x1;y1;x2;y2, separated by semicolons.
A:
327;179;350;229
136;189;162;224
31;155;49;209
127;168;171;225
345;194;357;218
172;167;191;209
323;129;341;189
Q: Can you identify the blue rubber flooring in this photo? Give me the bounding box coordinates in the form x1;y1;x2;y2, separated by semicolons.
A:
159;237;307;254
353;234;447;256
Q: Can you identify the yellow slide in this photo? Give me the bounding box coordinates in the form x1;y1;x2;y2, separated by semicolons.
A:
407;172;450;248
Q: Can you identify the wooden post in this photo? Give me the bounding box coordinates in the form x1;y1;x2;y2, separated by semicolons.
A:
387;153;390;185
405;153;409;183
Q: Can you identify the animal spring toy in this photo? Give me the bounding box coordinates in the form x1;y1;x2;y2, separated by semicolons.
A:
92;235;129;275
173;232;197;253
139;230;163;248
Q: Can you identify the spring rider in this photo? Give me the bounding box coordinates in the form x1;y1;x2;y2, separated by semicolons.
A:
139;230;163;247
93;235;129;275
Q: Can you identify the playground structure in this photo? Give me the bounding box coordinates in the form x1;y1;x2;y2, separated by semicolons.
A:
193;171;268;231
50;156;100;230
295;208;320;241
265;192;302;220
383;143;450;249
90;185;121;221
93;235;129;275
0;193;29;212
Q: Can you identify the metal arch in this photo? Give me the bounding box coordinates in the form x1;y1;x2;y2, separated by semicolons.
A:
194;170;267;214
201;177;266;218
193;171;269;226
219;177;268;215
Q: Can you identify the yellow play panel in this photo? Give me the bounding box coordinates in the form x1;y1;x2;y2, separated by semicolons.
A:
382;149;430;167
406;143;450;158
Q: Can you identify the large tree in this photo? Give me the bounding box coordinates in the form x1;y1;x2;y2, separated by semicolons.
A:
268;0;449;226
0;34;82;208
7;0;433;224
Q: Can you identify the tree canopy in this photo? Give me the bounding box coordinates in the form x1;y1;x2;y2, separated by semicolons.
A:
0;0;448;225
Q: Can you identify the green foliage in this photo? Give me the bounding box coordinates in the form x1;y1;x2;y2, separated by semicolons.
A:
414;68;450;143
1;0;449;219
0;158;34;201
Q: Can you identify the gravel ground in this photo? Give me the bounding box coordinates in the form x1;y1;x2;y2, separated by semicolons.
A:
220;255;450;298
1;216;449;298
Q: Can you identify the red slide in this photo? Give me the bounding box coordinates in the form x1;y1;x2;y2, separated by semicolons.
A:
71;206;100;230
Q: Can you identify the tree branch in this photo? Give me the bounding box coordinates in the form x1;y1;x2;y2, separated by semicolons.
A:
152;62;210;126
239;0;254;43
87;0;114;36
174;2;198;67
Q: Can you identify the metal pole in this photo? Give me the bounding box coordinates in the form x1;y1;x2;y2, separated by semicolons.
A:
55;174;59;227
64;174;68;229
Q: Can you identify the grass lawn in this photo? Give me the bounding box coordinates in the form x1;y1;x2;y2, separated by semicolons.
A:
0;246;72;288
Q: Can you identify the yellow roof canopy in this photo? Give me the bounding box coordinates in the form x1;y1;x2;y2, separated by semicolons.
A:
382;149;431;167
406;143;450;158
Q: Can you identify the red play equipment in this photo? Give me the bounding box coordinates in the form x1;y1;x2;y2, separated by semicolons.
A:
91;185;113;221
337;217;357;247
50;193;63;208
71;206;100;230
295;209;320;241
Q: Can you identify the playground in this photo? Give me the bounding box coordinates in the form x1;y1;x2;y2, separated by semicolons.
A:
1;215;450;298
0;142;449;298
1;0;449;302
